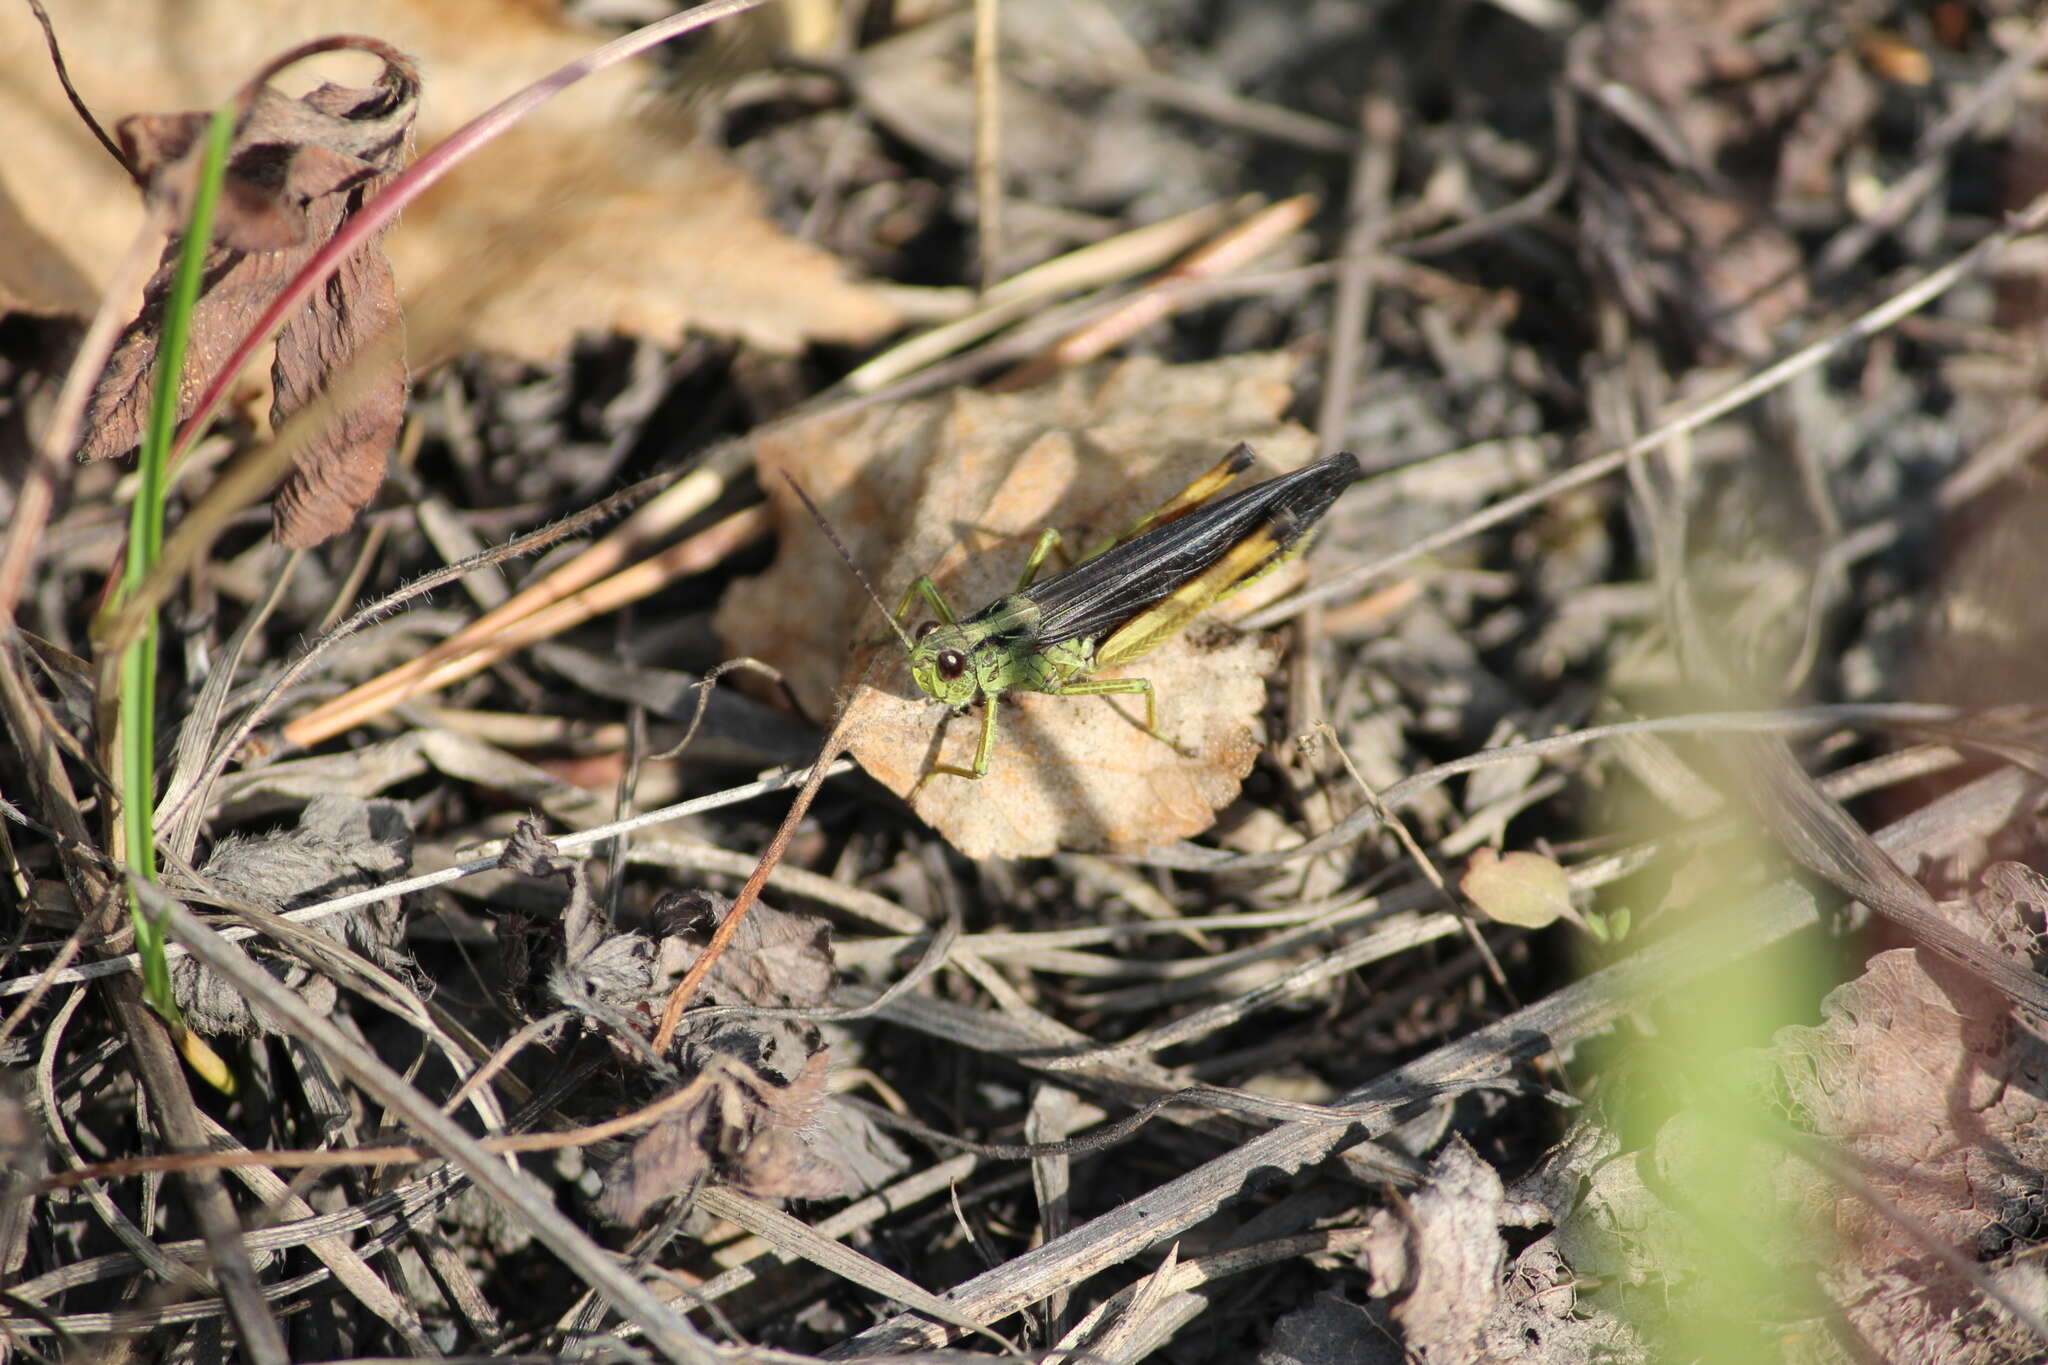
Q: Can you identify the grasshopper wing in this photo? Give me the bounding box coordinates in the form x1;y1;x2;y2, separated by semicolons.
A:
1027;450;1362;649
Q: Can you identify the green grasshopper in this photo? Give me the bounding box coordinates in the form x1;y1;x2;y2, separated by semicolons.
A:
794;445;1363;793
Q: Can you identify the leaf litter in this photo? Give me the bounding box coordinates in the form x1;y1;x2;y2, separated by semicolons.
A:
1520;858;2048;1364
10;1;2048;1361
492;822;905;1225
171;793;413;1036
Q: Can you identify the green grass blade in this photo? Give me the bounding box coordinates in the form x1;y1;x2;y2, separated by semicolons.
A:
120;99;237;1032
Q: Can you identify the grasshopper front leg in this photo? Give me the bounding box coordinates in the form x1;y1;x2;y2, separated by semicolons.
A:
909;691;1002;798
877;576;958;649
893;575;959;628
891;530;1062;645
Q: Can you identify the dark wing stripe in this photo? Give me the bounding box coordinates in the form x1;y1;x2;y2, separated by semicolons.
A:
1095;510;1302;667
992;450;1361;648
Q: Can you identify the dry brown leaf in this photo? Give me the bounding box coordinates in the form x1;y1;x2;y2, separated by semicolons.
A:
1574;0;1851;358
596;891;900;1221
78;54;416;546
1551;858;2048;1361
1363;1138;1511;1362
490;834;903;1221
716;353;1319;858
1360;1138;1556;1365
598;1050;848;1221
1912;480;2048;712
1584;0;1787;160
1729;864;2048;1358
1577;167;1807;359
853;15;1098;190
1772;863;2048;1272
0;0;898;360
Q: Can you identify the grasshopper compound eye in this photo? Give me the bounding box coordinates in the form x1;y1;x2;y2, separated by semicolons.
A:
914;620;939;641
936;649;967;679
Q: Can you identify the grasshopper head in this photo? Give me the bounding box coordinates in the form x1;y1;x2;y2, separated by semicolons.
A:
906;619;981;709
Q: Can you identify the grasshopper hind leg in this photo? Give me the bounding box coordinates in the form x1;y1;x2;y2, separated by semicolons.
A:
1055;675;1189;758
1014;528;1072;590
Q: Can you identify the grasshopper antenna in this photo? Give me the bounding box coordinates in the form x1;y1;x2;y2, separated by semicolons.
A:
782;472;920;655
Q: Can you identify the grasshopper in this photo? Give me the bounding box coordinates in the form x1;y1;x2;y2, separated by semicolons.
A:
790;446;1368;789
795;445;1363;793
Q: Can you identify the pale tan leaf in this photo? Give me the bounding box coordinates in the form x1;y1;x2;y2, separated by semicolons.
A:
1461;847;1572;929
716;352;1319;858
0;0;898;359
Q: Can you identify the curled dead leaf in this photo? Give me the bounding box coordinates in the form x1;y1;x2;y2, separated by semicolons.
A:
1363;1138;1551;1361
716;353;1319;858
1544;857;2048;1360
77;45;417;546
1573;0;1825;358
594;891;905;1222
489;836;902;1222
174;794;412;1036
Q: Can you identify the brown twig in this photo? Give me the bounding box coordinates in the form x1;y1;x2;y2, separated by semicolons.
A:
33;1066;728;1192
988;194;1320;391
282;502;768;747
971;0;1005;290
23;0;134;178
1314;92;1398;444
1243;185;2048;630
0;233;160;627
650;715;857;1054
